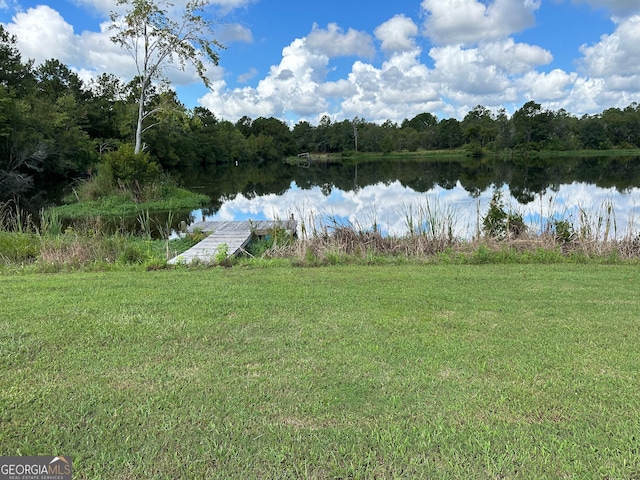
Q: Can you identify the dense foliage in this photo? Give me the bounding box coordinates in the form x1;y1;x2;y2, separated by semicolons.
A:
2;26;640;206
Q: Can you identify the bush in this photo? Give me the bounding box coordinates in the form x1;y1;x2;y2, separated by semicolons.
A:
0;232;40;263
117;243;147;264
102;144;161;186
68;145;163;204
553;219;575;243
483;191;509;238
464;142;485;158
482;190;527;239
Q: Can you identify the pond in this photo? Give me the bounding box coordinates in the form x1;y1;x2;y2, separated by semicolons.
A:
179;155;640;239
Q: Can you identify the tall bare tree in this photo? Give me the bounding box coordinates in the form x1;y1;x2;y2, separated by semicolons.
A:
110;0;223;154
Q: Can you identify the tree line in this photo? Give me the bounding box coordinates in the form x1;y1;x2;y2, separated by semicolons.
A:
2;25;640;205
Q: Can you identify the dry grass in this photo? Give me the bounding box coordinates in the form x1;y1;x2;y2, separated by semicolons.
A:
264;231;640;264
3;197;640;268
262;199;640;263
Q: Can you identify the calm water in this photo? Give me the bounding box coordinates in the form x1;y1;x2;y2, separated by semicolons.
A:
179;156;640;238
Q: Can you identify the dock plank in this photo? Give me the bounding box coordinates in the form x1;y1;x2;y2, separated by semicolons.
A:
168;220;296;265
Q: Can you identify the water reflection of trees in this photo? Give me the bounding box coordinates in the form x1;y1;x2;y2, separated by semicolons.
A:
180;156;640;213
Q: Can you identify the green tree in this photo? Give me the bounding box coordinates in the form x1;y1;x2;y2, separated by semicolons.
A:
402;112;437;132
511;100;552;149
462;105;496;147
622;103;640;146
437;118;462;149
292;120;313;153
493;108;513;150
235;116;253;137
547;108;577;150
103;143;154;183
86;73;130;148
34;59;87;102
578;115;608;149
110;0;224;154
29;60;96;177
0;88;44;201
401;112;438;149
0;28;38;201
189;106;219;164
0;26;34;95
249;117;294;160
214;120;251;163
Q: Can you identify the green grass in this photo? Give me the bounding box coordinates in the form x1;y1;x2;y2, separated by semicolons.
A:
526;148;640;158
1;264;640;478
49;188;208;220
0;231;199;270
295;148;640;164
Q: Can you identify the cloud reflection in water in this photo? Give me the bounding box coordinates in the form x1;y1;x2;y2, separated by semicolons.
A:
193;181;640;239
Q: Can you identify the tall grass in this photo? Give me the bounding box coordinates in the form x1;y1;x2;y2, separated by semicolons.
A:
402;198;458;242
0;204;197;270
3;197;640;270
39;208;63;236
0;199;36;234
262;197;640;265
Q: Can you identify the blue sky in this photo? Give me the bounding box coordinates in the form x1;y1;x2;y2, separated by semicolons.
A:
1;0;639;125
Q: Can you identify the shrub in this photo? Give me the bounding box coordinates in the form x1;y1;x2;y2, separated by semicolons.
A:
0;232;40;263
102;144;161;186
483;191;509;238
553;219;575;243
117;243;147;264
482;190;527;239
464;142;485;158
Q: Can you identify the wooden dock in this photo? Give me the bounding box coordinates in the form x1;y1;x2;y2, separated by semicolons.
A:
168;219;296;265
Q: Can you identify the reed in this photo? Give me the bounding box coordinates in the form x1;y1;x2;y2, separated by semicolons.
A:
261;198;640;264
0;199;35;233
137;209;153;240
2;198;640;269
39;208;63;236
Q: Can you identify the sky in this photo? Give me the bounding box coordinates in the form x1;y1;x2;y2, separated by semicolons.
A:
1;0;640;125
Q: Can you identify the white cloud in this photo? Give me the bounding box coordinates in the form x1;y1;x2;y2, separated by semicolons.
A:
374;15;419;53
318;79;357;99
3;3;223;89
200;37;332;120
209;0;257;15
421;0;540;46
558;77;607;113
339;51;441;122
68;0;115;16
237;67;258;83
199;11;562;125
571;0;640;16
218;23;253;44
5;5;81;66
81;24;133;76
430;45;509;95
546;13;640;113
579;15;640;77
518;69;578;101
306;23;375;59
200;27;440;124
478;39;552;74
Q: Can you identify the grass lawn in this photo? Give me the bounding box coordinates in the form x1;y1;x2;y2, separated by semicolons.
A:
1;264;639;478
